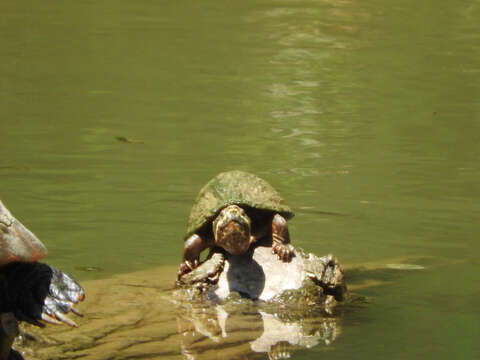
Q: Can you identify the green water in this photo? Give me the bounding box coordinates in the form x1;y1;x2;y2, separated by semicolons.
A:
1;0;479;359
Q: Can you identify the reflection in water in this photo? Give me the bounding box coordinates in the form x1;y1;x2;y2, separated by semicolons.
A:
251;311;339;350
177;302;340;360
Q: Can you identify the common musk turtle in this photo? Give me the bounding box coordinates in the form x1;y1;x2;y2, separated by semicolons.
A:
178;170;295;277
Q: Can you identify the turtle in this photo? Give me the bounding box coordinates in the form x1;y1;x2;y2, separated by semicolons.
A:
178;170;295;278
0;200;85;329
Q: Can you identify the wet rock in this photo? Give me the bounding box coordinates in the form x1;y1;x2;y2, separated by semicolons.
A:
177;242;347;307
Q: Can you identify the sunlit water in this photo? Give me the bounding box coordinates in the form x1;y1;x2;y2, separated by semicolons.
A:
1;0;479;359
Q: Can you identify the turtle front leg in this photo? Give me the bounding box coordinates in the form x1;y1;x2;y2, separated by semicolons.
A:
271;214;294;262
178;234;207;279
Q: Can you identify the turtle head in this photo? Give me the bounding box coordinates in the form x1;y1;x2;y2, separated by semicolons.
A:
0;200;48;266
212;204;252;255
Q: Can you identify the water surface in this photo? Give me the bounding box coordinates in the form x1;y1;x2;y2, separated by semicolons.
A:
1;0;479;359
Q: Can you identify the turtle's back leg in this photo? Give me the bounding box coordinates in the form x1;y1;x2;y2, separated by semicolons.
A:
271;214;294;262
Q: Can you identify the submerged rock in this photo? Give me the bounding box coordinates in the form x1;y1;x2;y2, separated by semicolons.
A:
12;262;345;360
11;253;432;360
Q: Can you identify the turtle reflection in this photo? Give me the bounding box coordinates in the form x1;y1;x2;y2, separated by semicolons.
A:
177;304;340;360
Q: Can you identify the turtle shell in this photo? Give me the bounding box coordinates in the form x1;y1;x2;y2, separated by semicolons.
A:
185;170;294;239
0;200;48;266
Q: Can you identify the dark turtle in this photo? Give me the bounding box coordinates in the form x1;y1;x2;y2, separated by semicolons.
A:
0;200;84;328
178;170;295;277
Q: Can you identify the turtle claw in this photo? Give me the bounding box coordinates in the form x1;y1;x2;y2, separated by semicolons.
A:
42;267;85;327
42;309;79;328
71;306;83;317
272;243;294;262
40;313;62;326
177;259;199;279
53;311;78;328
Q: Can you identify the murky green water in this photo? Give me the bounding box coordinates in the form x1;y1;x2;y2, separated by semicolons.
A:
1;0;479;359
